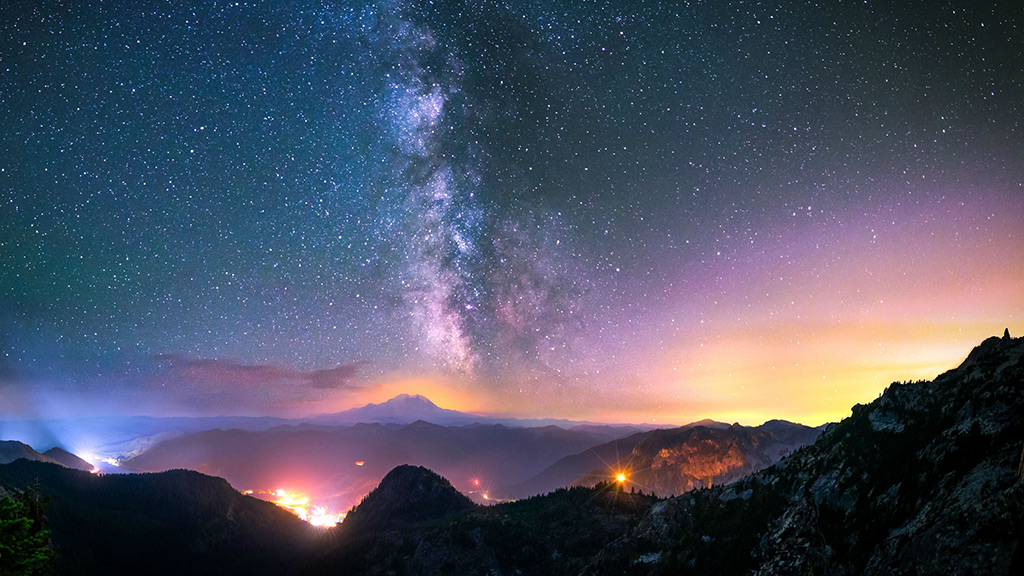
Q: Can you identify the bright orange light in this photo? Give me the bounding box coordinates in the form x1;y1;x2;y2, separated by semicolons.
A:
616;473;627;483
262;489;343;527
472;478;481;487
89;466;100;474
354;461;365;466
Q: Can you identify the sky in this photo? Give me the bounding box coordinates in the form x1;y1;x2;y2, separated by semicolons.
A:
1;0;1022;427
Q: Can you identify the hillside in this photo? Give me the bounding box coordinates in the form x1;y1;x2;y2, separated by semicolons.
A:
0;460;324;576
572;420;819;497
0;440;62;466
589;330;1024;574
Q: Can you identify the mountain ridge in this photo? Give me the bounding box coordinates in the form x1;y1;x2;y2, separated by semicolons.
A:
318;331;1023;575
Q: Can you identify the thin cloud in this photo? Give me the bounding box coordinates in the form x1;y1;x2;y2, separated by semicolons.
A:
149;354;370;413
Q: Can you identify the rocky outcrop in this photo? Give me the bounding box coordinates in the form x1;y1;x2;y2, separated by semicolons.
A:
599;332;1024;575
341;464;475;535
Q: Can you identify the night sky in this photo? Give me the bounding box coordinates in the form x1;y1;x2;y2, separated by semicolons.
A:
2;0;1022;425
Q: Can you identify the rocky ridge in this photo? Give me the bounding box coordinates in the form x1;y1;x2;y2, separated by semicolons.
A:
600;331;1024;575
574;420;820;497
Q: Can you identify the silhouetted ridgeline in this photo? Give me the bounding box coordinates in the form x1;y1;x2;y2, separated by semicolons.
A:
3;332;1020;575
315;332;1022;575
0;461;324;576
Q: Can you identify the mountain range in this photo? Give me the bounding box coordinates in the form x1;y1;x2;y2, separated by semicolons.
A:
0;393;651;466
122;403;819;512
309;330;1024;575
0;440;95;471
120;419;630;512
2;332;1020;574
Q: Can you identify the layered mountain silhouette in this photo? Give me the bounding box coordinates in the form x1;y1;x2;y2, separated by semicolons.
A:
3;332;1019;575
122;419;623;512
316;331;1023;575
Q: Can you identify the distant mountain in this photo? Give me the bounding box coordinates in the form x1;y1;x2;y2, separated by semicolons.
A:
0;439;62;465
0;414;297;464
495;414;790;500
308;393;482;426
572;420;821;496
2;396;649;468
495;430;654;499
0;460;323;576
308;394;658;432
42;447;95;471
123;419;618;512
310;331;1023;575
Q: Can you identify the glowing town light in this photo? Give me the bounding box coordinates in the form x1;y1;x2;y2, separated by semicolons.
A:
265;489;343;527
472;478;481;487
308;506;346;528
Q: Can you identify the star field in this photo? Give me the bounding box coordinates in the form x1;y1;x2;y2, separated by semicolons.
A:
1;0;1022;422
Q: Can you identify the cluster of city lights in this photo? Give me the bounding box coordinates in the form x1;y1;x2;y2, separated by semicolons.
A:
244;489;345;527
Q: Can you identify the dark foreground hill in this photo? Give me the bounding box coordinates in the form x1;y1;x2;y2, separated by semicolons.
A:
341;465;475;534
0;460;325;576
312;331;1023;575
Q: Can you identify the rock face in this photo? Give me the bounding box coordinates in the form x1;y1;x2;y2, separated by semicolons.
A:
599;332;1024;575
575;421;820;496
341;464;475;535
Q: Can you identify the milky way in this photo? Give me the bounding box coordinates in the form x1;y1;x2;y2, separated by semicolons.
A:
1;0;1022;422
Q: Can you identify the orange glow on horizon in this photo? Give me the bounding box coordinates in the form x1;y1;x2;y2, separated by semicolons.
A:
321;376;486;415
250;489;345;528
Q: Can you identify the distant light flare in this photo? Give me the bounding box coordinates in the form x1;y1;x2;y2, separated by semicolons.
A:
248;489;345;527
